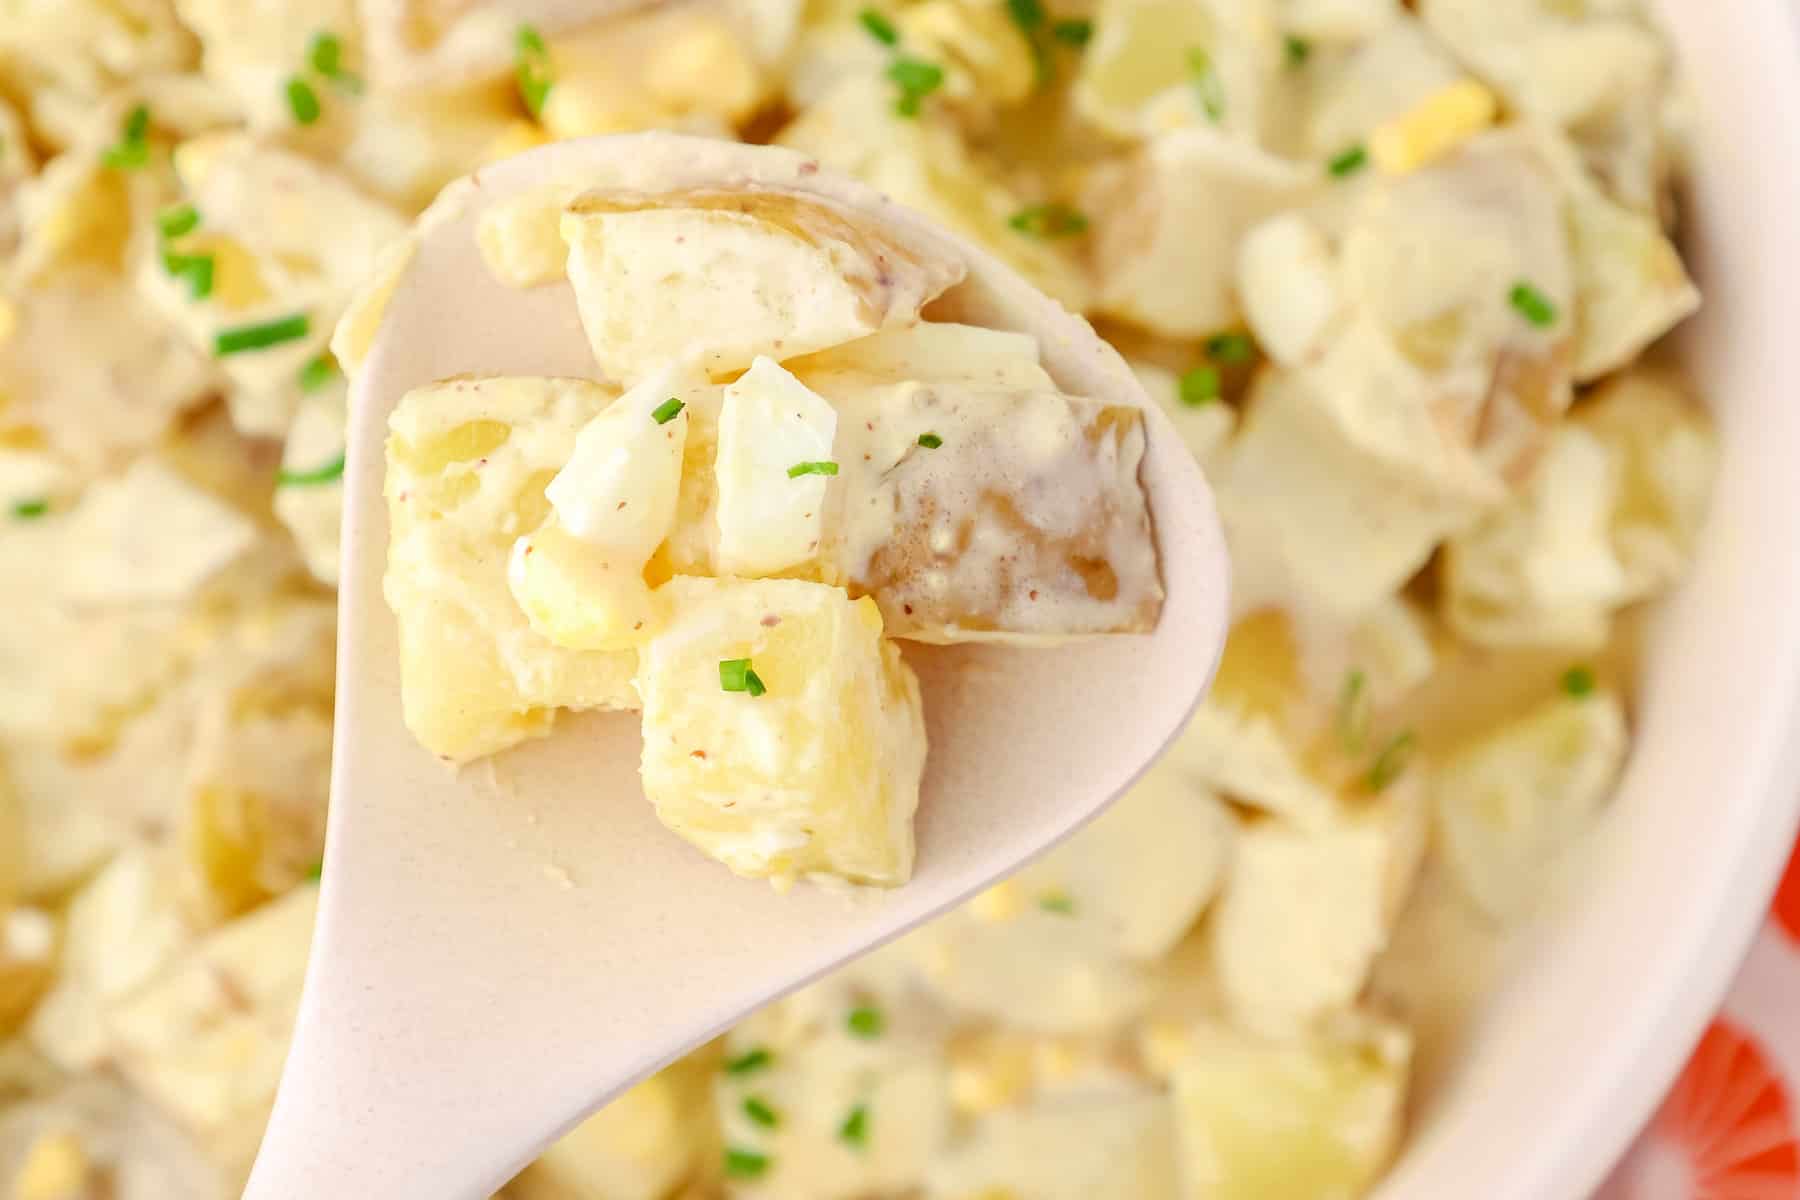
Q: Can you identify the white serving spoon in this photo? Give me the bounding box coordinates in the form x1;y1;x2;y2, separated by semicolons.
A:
245;134;1231;1199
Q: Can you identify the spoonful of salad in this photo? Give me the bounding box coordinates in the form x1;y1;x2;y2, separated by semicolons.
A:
245;133;1229;1199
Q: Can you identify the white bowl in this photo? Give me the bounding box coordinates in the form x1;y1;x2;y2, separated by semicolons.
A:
1379;5;1800;1197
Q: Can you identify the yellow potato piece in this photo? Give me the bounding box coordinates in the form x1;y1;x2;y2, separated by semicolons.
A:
509;521;655;653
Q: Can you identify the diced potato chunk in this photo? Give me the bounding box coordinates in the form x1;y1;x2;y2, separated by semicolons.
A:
510;1061;710;1200
562;187;964;382
1170;1014;1411;1200
829;384;1162;642
925;1090;1181;1200
786;322;1054;393
1208;778;1424;1037
634;577;926;886
0;909;54;1036
509;523;656;654
385;377;638;763
715;358;838;578
1434;691;1627;920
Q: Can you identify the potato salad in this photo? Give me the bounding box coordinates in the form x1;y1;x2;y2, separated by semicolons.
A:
0;1;1713;1198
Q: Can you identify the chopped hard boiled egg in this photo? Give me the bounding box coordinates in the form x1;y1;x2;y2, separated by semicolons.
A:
1368;79;1500;175
634;577;926;886
715;357;839;578
545;363;693;560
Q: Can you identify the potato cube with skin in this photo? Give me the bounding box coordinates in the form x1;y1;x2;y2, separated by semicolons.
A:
386;377;638;764
715;358;838;578
1170;1014;1411;1200
562;186;964;383
634;577;926;886
1434;691;1628;921
925;1090;1182;1200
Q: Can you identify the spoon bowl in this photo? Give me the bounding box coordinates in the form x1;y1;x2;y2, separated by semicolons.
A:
246;134;1231;1199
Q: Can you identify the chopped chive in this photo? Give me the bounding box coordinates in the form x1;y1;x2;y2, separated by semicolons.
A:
858;8;899;45
1008;203;1089;238
277;452;346;488
846;1006;884;1038
838;1104;870;1148
1205;332;1255;363
1509;281;1558;328
650;396;685;425
163;252;215;300
1038;892;1075;915
1561;665;1597;698
102;105;151;170
1336;667;1370;753
303;861;323;882
1052;18;1093;46
1364;731;1417;793
515;24;554;117
215;313;310;356
917;432;943;449
724;1046;773;1075
1284;34;1311;66
742;1096;781;1128
11;498;48;519
1328;144;1368;178
157;204;200;240
1178;365;1221;407
888;56;944;117
308;31;364;92
1007;0;1045;31
719;659;767;697
286;77;322;125
298;354;338;392
1188;48;1226;122
723;1148;770;1179
787;460;839;478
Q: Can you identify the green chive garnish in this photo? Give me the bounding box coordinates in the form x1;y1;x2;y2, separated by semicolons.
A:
917;432;943;449
1336;668;1370;753
838;1104;870;1148
158;204;199;240
787;460;839;478
1509;281;1558;328
277;452;346;488
1052;18;1093;46
1561;665;1597;698
516;24;553;117
846;1006;884;1038
215;313;310;356
12;498;48;519
888;57;944;117
1284;34;1311;66
723;1148;770;1180
286;77;321;125
720;659;767;697
1364;731;1417;793
1205;332;1255;364
163;253;215;300
858;8;899;45
724;1047;772;1075
103;105;151;170
1179;365;1220;407
303;861;323;882
1328;144;1368;178
1039;892;1075;915
1008;203;1089;238
1188;48;1225;122
650;396;685;425
308;31;364;92
298;354;337;392
742;1096;781;1128
1007;0;1045;31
